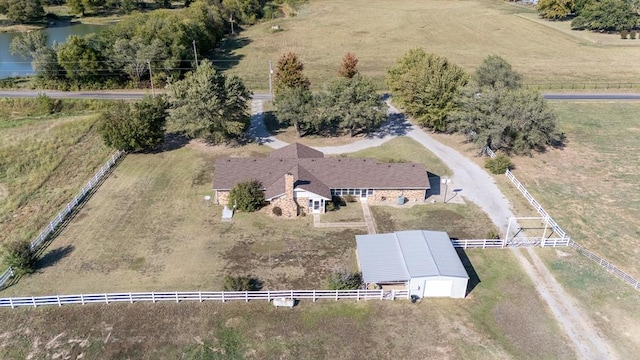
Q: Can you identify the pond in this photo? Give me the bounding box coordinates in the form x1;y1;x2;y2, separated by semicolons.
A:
0;23;107;79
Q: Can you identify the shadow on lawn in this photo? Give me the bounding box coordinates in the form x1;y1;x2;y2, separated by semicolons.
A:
456;248;481;296
36;245;75;271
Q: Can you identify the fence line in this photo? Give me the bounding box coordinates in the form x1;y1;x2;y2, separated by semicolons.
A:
452;237;569;249
524;82;640;90
0;151;125;290
0;289;411;309
486;147;640;292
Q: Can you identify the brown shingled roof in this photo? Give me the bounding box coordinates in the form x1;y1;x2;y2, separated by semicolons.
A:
213;145;430;198
268;143;324;159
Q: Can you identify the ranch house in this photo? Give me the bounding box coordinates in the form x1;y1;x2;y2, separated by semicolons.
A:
212;143;430;217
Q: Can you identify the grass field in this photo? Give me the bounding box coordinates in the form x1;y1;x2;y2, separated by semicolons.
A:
0;99;113;248
429;101;640;357
218;0;640;91
0;248;574;360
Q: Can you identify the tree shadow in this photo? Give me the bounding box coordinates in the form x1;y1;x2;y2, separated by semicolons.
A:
366;111;413;139
158;132;191;152
212;36;251;72
455;247;481;296
36;245;75;270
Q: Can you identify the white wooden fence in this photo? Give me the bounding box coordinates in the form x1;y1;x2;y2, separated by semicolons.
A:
0;289;411;309
0;151;125;290
485;147;640;292
451;237;569;249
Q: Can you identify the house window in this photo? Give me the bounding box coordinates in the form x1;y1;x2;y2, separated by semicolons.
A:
349;189;355;195
367;189;374;195
354;189;361;196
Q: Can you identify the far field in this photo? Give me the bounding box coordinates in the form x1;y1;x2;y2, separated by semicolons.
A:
219;0;640;91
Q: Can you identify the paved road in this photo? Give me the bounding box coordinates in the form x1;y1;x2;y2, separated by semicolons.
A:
1;90;640;101
249;99;616;359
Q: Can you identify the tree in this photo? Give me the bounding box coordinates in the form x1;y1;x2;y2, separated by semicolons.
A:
2;240;37;277
485;153;514;174
168;60;251;143
56;35;102;81
33;46;62;80
449;86;563;155
9;30;47;60
110;37;168;84
274;86;314;137
228;180;264;212
222;275;262;291
338;52;359;79
536;0;575;20
273;51;310;98
475;55;522;90
98;96;168;152
223;0;263;24
0;0;45;23
571;0;638;31
319;75;388;136
386;48;468;131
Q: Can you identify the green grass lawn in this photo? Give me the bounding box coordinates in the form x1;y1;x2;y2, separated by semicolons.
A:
219;0;640;91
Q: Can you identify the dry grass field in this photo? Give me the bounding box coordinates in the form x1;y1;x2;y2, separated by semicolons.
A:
430;101;640;358
0;99;113;247
0;249;574;360
218;0;640;91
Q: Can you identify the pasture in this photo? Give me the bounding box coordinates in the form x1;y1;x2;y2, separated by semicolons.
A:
218;0;640;91
0;99;113;248
430;101;640;357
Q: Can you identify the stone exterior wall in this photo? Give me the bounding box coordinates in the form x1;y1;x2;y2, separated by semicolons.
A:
297;197;310;213
216;190;230;205
270;196;298;218
371;189;426;203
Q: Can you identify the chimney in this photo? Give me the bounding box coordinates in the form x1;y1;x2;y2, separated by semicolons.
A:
284;173;294;199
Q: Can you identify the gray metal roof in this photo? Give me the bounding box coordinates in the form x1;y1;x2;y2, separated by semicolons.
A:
356;230;469;283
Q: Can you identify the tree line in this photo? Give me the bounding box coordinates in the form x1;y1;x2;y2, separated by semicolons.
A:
536;0;640;32
0;0;304;25
273;49;563;156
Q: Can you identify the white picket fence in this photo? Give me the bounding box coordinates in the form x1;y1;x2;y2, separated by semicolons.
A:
0;289;411;309
0;151;125;290
485;147;640;292
451;237;569;249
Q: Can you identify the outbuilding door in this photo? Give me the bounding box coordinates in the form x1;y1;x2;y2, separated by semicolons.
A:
424;280;453;297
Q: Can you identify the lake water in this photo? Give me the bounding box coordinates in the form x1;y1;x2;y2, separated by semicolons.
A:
0;23;107;79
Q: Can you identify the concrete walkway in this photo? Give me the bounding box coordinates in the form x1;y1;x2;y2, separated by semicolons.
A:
360;200;377;234
250;99;615;359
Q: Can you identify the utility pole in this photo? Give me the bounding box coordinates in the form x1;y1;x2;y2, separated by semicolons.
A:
192;40;198;69
230;14;235;35
147;60;155;97
268;60;273;96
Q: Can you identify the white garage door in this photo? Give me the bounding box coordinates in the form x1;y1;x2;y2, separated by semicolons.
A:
424;280;453;297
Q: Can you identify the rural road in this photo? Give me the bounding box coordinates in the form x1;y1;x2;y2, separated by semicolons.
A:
1;90;640;101
249;99;617;359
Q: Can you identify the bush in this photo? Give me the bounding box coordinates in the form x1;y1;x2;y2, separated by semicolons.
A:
621;30;629;39
229;180;265;212
35;94;59;114
325;201;336;212
272;206;283;216
630;30;637;39
485;153;514;174
222;276;263;291
2;240;37;276
485;229;501;239
343;194;356;203
327;271;363;290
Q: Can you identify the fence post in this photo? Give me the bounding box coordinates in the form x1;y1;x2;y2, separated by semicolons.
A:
9;297;14;309
245;291;249;302
313;289;316;302
32;296;36;308
222;292;225;303
356;289;360;302
175;291;179;303
105;293;108;304
81;294;85;305
129;292;133;304
57;295;62;307
151;292;155;304
335;290;338;301
199;291;202;303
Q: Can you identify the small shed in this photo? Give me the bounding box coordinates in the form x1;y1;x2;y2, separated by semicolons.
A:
356;230;469;299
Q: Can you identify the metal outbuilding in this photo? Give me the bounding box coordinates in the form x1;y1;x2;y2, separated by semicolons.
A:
356;230;469;298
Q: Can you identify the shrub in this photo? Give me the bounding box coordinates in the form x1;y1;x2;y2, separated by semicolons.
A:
343;194;356;203
272;206;283;216
222;276;263;291
485;153;514;174
2;240;37;277
630;30;637;39
229;180;265;212
327;271;363;290
485;229;501;239
620;30;629;39
35;94;59;114
326;201;336;212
